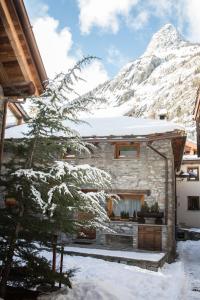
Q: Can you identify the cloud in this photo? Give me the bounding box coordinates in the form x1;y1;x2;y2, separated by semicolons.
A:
74;60;109;96
26;1;109;95
78;0;139;34
147;0;172;18
32;16;75;78
180;0;200;42
107;46;130;68
77;0;200;43
24;0;48;20
127;10;149;30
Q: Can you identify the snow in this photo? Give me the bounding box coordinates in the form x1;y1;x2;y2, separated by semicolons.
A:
181;228;200;233
39;239;200;300
178;240;200;300
79;24;200;139
5;116;184;139
39;252;185;300
183;155;200;161
64;246;165;262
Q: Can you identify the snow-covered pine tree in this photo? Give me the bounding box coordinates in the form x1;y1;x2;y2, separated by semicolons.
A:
0;57;111;296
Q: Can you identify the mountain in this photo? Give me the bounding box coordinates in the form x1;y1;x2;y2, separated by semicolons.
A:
85;24;200;139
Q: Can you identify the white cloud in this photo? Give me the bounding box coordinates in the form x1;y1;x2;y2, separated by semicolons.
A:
26;2;109;95
147;0;172;18
78;0;139;34
107;46;130;68
24;0;48;20
32;16;75;78
180;0;200;42
74;60;109;96
127;10;149;30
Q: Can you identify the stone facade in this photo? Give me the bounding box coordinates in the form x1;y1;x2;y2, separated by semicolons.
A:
3;135;176;258
74;140;174;208
69;138;176;257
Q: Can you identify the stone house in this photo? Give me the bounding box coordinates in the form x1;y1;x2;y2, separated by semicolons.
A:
5;116;186;260
177;154;200;228
66;117;186;260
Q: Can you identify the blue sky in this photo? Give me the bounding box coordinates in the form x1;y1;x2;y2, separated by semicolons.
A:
25;0;200;93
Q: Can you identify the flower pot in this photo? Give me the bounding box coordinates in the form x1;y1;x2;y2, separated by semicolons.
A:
137;212;164;219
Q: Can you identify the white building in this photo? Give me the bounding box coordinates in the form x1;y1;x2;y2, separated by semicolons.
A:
177;155;200;228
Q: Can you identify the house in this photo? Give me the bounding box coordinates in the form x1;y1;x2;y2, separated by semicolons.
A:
0;0;47;167
183;140;197;155
5;116;186;260
176;143;200;228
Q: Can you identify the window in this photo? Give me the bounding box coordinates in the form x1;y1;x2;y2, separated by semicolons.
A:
115;143;140;159
187;167;199;181
62;147;76;159
107;194;144;220
188;196;200;210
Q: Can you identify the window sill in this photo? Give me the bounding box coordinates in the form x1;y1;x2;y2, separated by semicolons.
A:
112;158;139;161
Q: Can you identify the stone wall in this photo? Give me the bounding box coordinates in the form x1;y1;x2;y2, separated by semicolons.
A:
73;139;174;210
72;139;175;257
96;221;168;251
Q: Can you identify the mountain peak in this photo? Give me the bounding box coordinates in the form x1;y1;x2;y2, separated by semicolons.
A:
145;23;185;55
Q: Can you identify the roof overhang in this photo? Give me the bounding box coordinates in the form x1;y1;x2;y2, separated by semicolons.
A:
0;0;47;98
171;135;187;170
193;86;200;121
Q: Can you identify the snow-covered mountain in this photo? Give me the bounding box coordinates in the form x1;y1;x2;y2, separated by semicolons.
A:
85;24;200;139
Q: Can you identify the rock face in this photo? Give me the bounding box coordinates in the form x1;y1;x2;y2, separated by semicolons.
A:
86;24;200;139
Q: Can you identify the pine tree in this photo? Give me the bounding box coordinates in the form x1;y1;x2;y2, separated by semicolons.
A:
0;57;111;297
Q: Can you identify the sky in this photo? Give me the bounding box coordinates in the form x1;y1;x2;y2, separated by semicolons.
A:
24;0;200;95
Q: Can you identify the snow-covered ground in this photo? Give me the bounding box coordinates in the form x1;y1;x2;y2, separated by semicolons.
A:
178;240;200;300
39;250;186;300
39;241;200;299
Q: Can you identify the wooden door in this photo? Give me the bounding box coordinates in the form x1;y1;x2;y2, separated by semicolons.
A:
77;212;96;239
138;226;162;251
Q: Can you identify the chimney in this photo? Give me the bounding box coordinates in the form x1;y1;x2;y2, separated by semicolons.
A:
158;109;168;120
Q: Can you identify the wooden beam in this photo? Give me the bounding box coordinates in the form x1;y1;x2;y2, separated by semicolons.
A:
8;102;24;120
0;0;39;95
2;81;35;97
0;61;9;84
197;118;200;157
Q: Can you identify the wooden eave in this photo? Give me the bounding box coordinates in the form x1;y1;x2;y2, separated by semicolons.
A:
194;86;200;120
172;135;186;171
82;130;186;143
8;102;29;121
0;0;47;97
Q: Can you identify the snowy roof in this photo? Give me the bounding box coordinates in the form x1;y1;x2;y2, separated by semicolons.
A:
5;116;185;139
183;155;200;161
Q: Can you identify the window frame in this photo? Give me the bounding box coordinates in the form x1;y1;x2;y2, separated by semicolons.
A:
187;166;199;181
188;196;200;211
114;142;140;159
107;193;144;220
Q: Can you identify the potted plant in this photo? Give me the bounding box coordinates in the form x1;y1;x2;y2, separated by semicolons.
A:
137;201;149;218
132;210;137;222
151;203;164;224
120;211;129;220
137;201;164;224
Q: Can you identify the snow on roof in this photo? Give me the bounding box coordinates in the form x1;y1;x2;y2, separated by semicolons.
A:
5;116;185;139
158;109;167;115
183;155;200;161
